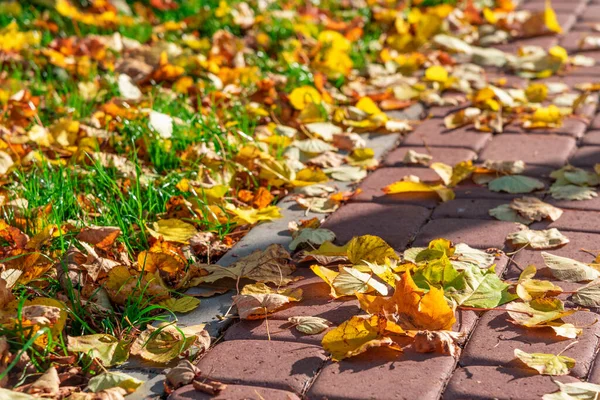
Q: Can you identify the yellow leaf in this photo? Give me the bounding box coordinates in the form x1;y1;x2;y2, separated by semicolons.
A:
525;83;549;103
514;349;574;375
147;219;197;243
424;66;448;83
289;86;322;110
393;272;456;331
383;181;455;202
317;30;351;52
356;98;382;115
226;204;282;224
549;45;568;63
159;296;201;313
130;323;207;364
346;235;399;265
545;0;562;34
321;315;403;361
310;264;341;298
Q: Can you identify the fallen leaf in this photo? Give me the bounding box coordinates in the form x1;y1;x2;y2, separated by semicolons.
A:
158;296;201;313
321;315;402;361
289;228;336;251
130;323;207;363
383;180;455;202
233;283;302;319
67;334;129;367
550;185;598;201
570;279;600;306
506;300;574;328
403;149;432;166
118;74;142;101
542;252;600;282
27;366;59;396
87;371;143;393
514;349;574;376
413;330;465;357
200;244;295;285
147;219;197;243
288;316;331;334
507;228;569;250
165;360;200;389
510;197;563;222
543;380;600;400
149;110;173;139
346;235;399;265
489;204;533;224
488;175;545;194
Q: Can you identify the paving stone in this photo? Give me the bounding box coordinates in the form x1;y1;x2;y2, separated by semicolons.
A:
401;119;492;152
520;1;586;13
412;218;518;249
223;319;329;345
485;73;529;89
442;365;580;400
503;119;588;139
531;209;600;234
432;198;510;220
307;347;456;400
453;179;548;200
587;353;600;384
168;384;301;400
459;311;600;378
580;5;600;22
383;146;477;168
505;231;600;279
427;101;469;118
351;167;442;208
582;130;600;145
321;202;431;250
478;134;576;167
539;75;600;86
570;145;600;167
560;31;600;52
195;340;326;394
591;115;600;130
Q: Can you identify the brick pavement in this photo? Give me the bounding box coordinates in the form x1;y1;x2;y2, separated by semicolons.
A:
170;1;600;399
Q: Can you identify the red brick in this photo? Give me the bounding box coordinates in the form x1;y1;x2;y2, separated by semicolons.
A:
322;203;431;250
402;119;492;152
478;134;576;167
432;198;510;220
443;366;580;400
582;130;600;145
570;146;600;168
168;384;301;400
427;101;469;118
531;209;600;234
383;146;477;168
223;319;329;345
587;353;600;383
307;347;456;400
520;1;586;13
351;167;442;207
459;311;600;378
560;31;600;52
454;180;547;200
505;231;600;279
195;340;326;394
580;5;600;22
412;218;518;249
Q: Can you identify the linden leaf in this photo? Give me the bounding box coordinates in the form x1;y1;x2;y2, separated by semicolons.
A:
383;180;455;202
289;86;322;110
514;349;574;376
488;175;545;194
507;228;569;250
147;219;197;243
506;301;574;328
288;316;331;335
233;283;302;319
346;235;399;265
403;149;432;166
324;165;367;182
130;324;207;364
158;296;201;313
544;0;562;34
571;279;600;306
549;323;582;339
516;266;563;302
543;381;600;400
321;315;402;361
550;185;598;201
293;138;337;154
332;266;389;296
304;122;342;141
289;228;336;251
510;197;563;222
226;204;282;224
67;334;129;367
489;204;533;225
310;265;341;298
542;252;600;282
448;266;514;308
87;372;143;393
201;244;295;285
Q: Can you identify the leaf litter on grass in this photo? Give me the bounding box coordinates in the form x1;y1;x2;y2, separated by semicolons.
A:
0;0;600;398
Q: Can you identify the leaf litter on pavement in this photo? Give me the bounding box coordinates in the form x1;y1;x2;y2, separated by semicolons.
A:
1;0;600;398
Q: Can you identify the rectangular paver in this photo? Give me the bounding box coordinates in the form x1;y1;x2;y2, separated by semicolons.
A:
412;218;519;249
478;134;577;167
